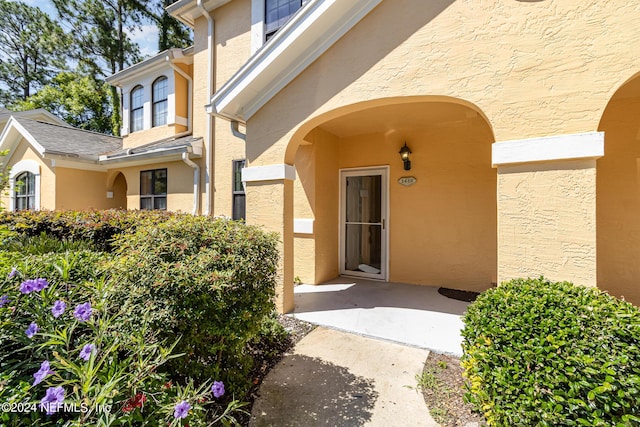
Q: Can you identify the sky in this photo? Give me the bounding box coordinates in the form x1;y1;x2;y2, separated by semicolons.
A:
17;0;160;60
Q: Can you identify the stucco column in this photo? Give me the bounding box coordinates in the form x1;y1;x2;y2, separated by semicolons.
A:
243;164;295;313
492;132;604;287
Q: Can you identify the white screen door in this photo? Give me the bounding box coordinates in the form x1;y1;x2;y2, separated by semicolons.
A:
340;167;388;280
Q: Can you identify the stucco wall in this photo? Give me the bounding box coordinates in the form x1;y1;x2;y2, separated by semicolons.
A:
247;0;640;166
498;160;597;287
193;0;251;216
114;160;197;212
123;124;184;149
55;167;113;210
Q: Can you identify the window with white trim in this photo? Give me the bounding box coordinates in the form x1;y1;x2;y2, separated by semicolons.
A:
140;168;167;210
14;172;36;211
265;0;303;40
130;85;144;132
232;160;246;220
152;76;168;127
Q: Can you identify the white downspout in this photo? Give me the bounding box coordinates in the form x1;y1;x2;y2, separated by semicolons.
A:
182;152;200;215
197;0;214;216
166;54;193;133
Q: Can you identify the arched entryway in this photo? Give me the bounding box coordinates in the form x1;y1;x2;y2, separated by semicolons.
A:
107;171;128;209
287;96;496;293
597;73;640;306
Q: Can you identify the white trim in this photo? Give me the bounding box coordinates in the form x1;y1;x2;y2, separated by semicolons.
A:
49;158;108;172
294;218;314;234
492;132;604;167
250;0;265;53
8;159;41;211
242;164;296;182
210;0;383;122
339;166;389;281
175;116;188;126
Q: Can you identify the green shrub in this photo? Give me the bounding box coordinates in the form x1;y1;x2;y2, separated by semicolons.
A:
3;232;98;254
0;210;173;251
0;253;244;426
461;277;640;426
109;215;279;397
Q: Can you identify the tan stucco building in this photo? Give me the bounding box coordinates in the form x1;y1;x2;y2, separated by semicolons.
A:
2;0;640;310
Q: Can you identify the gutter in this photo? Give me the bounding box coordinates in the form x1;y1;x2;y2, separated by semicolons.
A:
197;0;215;216
182;152;200;215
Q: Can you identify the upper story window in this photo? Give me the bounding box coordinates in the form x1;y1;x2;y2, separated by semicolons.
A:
265;0;303;40
130;85;144;133
152;76;168;127
14;172;35;211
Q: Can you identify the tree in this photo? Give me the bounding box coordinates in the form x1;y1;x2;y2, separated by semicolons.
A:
0;0;70;103
151;0;192;51
52;0;151;135
10;71;113;134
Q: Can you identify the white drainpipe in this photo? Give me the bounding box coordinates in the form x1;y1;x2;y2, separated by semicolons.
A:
197;0;214;216
182;152;200;215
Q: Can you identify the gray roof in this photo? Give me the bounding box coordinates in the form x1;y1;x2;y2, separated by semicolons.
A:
16;118;122;158
101;134;202;160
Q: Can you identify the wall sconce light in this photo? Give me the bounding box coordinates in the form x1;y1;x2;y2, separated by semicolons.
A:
399;142;412;170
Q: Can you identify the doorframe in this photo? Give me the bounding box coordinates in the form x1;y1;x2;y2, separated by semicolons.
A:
338;165;390;281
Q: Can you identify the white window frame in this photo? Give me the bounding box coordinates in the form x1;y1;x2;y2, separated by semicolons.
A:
9;159;41;211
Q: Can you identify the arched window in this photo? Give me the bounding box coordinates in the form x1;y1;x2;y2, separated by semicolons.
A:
130;85;144;132
152;76;168;127
14;172;36;211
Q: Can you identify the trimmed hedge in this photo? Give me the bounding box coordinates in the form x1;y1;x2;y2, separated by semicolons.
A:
461;277;640;426
109;215;279;396
0;210;173;251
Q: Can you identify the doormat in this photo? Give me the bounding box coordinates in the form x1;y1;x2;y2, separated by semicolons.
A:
437;287;480;302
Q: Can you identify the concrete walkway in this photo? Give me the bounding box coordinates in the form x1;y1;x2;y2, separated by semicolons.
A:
291;279;471;355
250;327;439;426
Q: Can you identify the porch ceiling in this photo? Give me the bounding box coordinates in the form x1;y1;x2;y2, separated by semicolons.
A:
316;101;479;138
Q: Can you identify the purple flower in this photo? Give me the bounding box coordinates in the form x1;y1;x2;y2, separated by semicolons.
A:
19;280;35;294
33;360;54;386
25;322;39;338
212;381;225;398
51;300;66;318
7;267;17;279
73;302;92;322
19;278;48;294
173;400;191;419
79;344;95;361
0;295;8;308
39;386;64;415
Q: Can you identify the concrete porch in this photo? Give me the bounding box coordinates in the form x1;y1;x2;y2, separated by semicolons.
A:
290;278;472;356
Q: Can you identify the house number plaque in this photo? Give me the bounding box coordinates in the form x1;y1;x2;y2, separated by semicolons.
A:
398;176;417;186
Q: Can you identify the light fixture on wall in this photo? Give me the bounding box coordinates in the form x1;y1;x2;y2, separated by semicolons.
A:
399;142;412;170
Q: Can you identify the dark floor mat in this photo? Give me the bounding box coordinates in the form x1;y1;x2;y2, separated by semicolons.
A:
437;287;480;302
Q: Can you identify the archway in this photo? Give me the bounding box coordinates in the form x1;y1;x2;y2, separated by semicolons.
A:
287;96;497;292
597;73;640;305
107;171;128;209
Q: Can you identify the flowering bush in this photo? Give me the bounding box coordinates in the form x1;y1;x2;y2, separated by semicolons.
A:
0;253;246;425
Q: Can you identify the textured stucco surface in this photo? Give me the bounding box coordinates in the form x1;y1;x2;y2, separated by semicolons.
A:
498;160;597;287
248;0;640;166
55;168;112;210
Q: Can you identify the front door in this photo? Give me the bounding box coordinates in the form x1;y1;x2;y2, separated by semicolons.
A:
340;167;388;280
